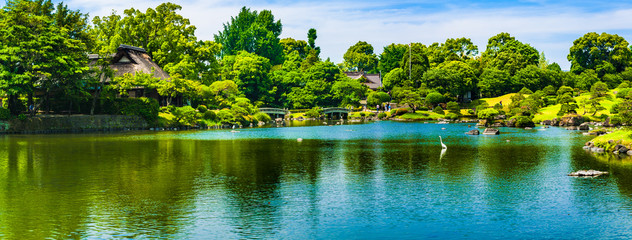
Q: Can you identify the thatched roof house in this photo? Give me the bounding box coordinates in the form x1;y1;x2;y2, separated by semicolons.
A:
89;44;170;81
89;45;179;105
345;72;381;90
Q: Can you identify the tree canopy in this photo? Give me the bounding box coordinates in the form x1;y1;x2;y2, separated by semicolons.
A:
214;7;284;65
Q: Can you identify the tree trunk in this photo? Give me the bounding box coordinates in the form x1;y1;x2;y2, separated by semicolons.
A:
8;95;21;115
68;100;73;116
91;88;101;115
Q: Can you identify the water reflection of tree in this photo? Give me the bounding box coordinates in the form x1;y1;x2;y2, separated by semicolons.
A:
585;152;632;199
0;136;203;238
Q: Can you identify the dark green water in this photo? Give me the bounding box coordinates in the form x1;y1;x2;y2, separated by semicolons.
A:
1;121;632;239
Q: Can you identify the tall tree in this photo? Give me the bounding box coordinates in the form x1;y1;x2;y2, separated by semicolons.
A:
378;43;407;75
214;7;284;65
92;3;220;84
343;41;378;72
443;37;478;61
400;43;431;88
221;51;272;103
482;32;539;76
0;0;91;114
568;32;632;76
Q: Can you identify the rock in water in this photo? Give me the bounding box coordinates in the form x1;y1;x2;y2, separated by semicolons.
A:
465;129;480;135
483;128;500;135
568;170;609;177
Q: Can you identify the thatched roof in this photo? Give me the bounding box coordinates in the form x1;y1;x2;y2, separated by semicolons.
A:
89;44;170;81
345;72;382;90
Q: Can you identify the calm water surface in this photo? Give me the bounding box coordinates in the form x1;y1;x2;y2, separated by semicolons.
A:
1;121;632;239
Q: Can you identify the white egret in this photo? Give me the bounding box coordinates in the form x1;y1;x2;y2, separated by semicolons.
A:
439;136;447;149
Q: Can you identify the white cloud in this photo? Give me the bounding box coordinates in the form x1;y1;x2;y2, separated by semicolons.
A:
15;0;632;70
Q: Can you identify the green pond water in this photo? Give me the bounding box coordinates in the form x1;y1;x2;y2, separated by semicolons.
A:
1;121;632;239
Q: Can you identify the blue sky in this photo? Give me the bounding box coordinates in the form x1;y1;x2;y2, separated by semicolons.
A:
5;0;632;70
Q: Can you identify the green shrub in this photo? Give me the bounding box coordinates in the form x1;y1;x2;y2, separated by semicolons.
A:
433;106;445;115
513;116;535;128
393;108;409;116
445;113;459;119
172;106;197;126
378;112;387;119
467;109;475;115
446;101;460;115
0;108;10;120
616;88;632;98
425;92;444;107
518;87;533;95
254;112;272;122
203;110;217;121
304;107;322;118
197;105;208;113
120;97;160;125
217;109;235;124
360;112;366;117
17;113;27;121
610;115;623;125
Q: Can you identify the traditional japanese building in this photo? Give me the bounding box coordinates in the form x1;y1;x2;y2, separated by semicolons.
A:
89;44;178;106
344;72;382;90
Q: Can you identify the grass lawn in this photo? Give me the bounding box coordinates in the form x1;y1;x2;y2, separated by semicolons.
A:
398;111;445;120
592;129;632;150
480;93;517;111
533;90;621;122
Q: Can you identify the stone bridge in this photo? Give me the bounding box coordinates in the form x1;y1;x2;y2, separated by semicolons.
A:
258;108;290;119
322;107;350;120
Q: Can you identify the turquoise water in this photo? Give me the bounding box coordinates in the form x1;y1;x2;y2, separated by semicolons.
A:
1;121;631;239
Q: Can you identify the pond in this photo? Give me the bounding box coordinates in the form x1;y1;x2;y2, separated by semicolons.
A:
1;121;632;239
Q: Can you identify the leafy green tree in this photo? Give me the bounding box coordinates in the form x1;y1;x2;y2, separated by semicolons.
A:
331;78;368;107
307;28;320;55
556;86;578;116
590;81;609;98
280;38;308;58
424;92;444;108
378;44;407;75
382;68;411;91
393;87;423;112
221;51;272;103
0;0;92;115
423;61;477;101
400;43;431;88
477;68;511;97
443;37;478;61
512;65;547;92
482;32;539;76
446;102;461;115
343;41;378;72
214;7;284;65
477;108;499;127
92;3;220;83
366;91;382;107
568;32;632;76
575;69;599;91
201;80;241;108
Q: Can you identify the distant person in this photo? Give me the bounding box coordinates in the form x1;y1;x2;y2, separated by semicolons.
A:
376;105;380;112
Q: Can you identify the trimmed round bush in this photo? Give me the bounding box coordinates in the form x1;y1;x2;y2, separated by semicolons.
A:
445;113;459;119
203;110;217;121
197;105;208;113
513;116;535;128
433;106;445;115
378;112;387;119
